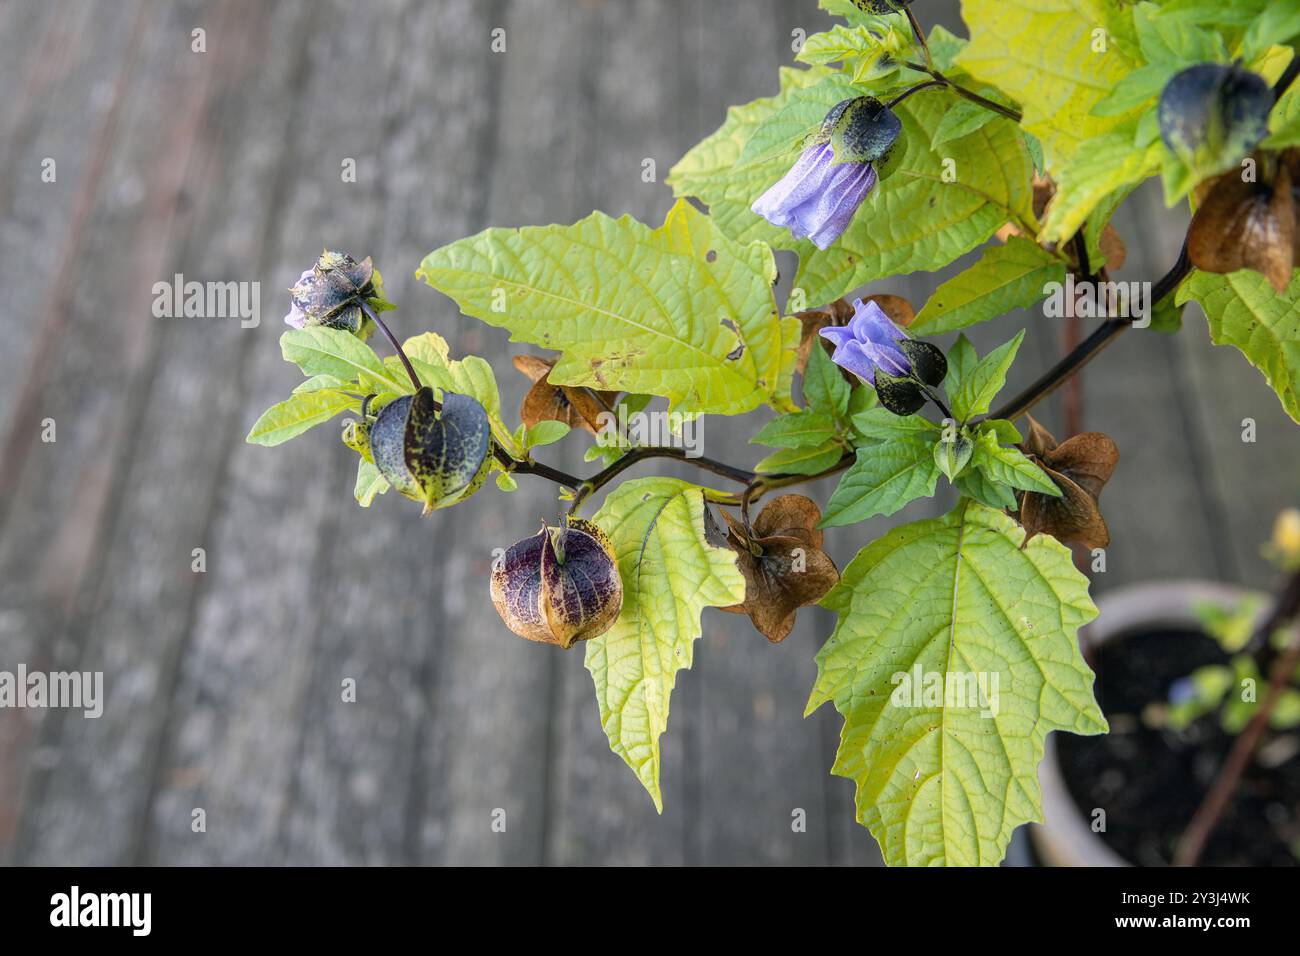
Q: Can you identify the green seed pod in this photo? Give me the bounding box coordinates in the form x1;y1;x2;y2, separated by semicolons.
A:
369;387;492;513
934;431;973;481
490;518;623;648
1158;64;1271;179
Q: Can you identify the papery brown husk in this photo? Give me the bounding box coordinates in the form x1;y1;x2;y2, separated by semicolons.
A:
513;354;619;434
1015;417;1119;551
718;495;839;643
1188;159;1295;293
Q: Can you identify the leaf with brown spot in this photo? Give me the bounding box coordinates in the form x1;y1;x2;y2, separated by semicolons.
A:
717;495;839;643
1014;416;1118;551
1188;162;1295;294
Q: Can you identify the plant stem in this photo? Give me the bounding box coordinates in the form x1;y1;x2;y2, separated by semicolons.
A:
1173;567;1300;866
902;61;1023;123
885;79;946;110
360;300;422;392
568;446;757;514
904;5;933;71
981;242;1192;423
924;386;953;422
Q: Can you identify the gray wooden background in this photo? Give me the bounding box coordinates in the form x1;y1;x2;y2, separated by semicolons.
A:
1;0;1296;866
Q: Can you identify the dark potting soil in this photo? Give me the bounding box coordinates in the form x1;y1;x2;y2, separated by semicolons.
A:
1055;627;1300;866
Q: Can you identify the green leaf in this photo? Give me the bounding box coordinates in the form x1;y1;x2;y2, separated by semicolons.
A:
1241;5;1300;62
795;22;911;84
754;440;845;475
956;0;1141;178
524;420;570;450
280;327;407;394
1149;0;1265;29
1266;82;1300;150
1089;65;1176;118
667;65;828;230
246;389;356;446
293;374;355;394
1040;121;1163;244
821;440;941;527
931;97;999;147
972;431;1061;495
586;478;746;810
912;238;1064;334
807;500;1107;866
670;70;1034;305
417;199;798;417
397;331;515;454
955;469;1018;510
802;341;851;418
851;405;941;442
1178;270;1300;424
980;418;1023;444
354;458;390;507
1132;1;1229;65
752;410;838;449
948;330;1025;421
495;472;518;493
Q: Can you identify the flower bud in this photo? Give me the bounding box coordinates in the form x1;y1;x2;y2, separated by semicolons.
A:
1158;64;1271;179
490;518;623;648
819;298;946;415
934;430;973;481
369;387;492;513
284;250;386;335
751;96;901;250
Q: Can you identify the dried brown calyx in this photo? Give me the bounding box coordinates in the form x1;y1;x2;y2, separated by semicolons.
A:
513;354;619;434
717;494;839;643
1015;415;1119;551
1188;150;1298;294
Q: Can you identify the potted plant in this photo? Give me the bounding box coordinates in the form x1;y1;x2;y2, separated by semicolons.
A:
1034;512;1300;866
245;0;1300;865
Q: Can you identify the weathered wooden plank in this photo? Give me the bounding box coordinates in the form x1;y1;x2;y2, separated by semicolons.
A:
531;0;696;866
0;0;144;861
8;0;320;865
408;0;608;867
135;0;424;865
1;0;241;863
277;0;513;866
683;0;840;867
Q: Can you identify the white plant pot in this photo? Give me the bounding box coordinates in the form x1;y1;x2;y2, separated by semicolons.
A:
1030;579;1256;867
